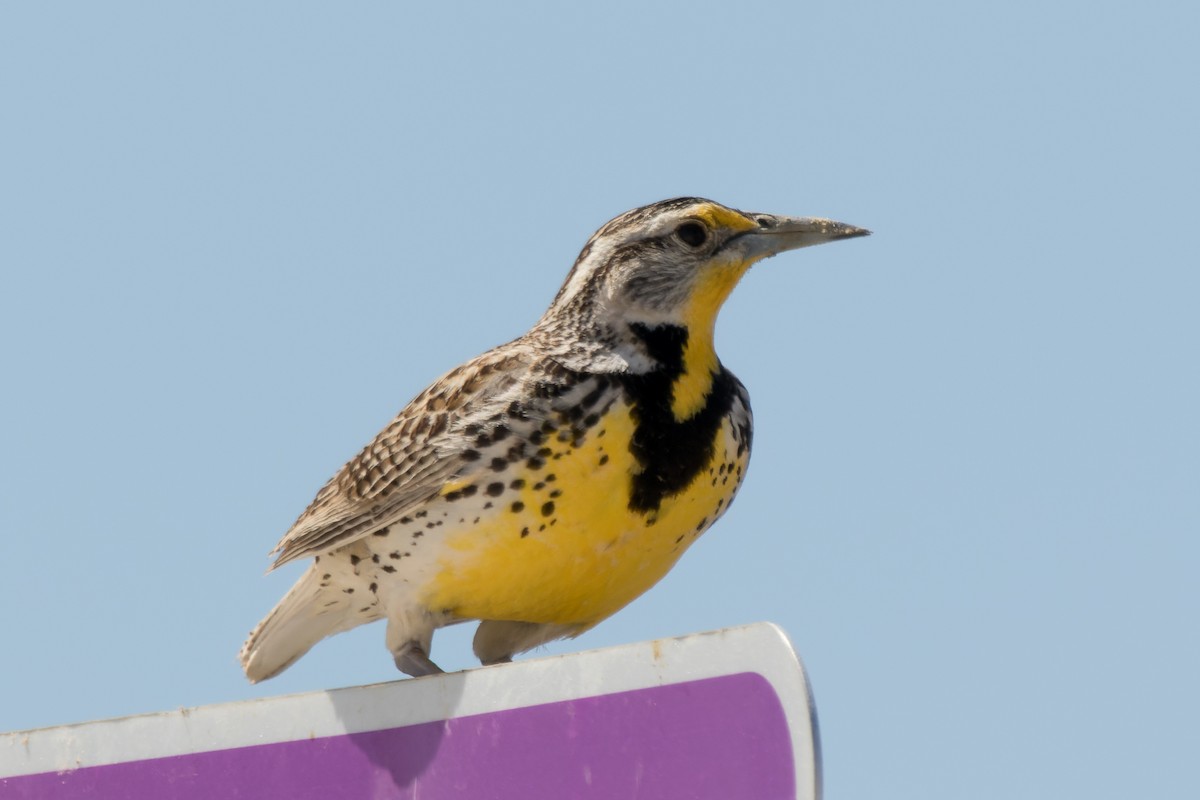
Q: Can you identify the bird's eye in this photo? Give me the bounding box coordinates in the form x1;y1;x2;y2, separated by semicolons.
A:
675;221;709;248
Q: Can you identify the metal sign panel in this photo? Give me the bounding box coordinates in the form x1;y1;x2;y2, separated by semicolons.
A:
1;623;819;799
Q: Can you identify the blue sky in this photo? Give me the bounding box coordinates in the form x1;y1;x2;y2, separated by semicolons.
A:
3;2;1197;797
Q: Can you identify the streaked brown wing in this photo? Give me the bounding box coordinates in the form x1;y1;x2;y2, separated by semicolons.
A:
268;346;531;568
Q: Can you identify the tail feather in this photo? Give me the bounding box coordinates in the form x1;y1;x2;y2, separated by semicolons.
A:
239;566;362;683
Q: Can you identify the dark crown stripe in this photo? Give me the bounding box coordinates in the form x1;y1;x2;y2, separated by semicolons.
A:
551;197;712;307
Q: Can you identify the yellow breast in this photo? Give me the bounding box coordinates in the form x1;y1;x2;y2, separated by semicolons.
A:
422;400;748;626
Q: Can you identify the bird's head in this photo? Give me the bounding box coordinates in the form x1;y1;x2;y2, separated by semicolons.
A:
539;197;869;368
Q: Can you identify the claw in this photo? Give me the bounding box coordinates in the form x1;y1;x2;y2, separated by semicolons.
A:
393;641;445;677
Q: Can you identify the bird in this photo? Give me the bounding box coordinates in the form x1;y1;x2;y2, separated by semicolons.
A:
239;197;868;682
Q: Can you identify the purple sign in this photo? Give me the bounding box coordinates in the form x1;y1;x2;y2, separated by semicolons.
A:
3;672;795;799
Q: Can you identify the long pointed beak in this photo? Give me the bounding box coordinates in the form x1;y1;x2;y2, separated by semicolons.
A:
739;214;871;261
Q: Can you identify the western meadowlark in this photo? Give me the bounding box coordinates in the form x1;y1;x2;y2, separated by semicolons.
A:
240;197;868;681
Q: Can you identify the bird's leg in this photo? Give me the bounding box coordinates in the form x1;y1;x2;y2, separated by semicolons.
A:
473;620;582;666
393;640;445;677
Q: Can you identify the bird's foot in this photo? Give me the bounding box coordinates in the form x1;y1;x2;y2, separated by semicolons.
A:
393;641;445;677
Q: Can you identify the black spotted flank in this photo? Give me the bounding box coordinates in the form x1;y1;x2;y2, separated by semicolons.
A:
579;379;610;410
486;482;505;497
532;381;571;400
623;323;743;514
736;420;753;456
